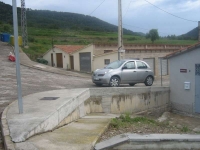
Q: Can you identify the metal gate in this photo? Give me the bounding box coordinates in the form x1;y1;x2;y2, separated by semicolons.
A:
79;52;91;72
158;58;168;75
195;64;200;113
143;58;155;73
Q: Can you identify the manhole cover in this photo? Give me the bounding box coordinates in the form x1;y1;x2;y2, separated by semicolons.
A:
40;97;59;100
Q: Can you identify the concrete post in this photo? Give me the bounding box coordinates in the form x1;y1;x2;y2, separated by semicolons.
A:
118;0;123;60
12;0;23;113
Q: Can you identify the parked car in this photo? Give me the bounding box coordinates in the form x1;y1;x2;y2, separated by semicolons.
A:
92;59;154;87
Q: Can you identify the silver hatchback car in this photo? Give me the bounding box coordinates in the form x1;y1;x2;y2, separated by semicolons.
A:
92;59;154;87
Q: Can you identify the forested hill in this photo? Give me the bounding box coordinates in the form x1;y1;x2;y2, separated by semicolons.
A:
180;27;198;40
0;1;144;36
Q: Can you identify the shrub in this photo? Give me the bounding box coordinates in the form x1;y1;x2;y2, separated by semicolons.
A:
36;58;48;65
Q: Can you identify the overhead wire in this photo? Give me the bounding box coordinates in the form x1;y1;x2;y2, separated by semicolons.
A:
143;0;198;23
89;0;106;16
123;0;198;35
123;0;132;18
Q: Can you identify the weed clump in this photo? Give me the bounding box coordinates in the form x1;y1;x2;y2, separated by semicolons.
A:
110;113;156;129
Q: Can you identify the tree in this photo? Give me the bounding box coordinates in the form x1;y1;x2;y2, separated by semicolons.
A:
3;24;11;33
146;29;159;43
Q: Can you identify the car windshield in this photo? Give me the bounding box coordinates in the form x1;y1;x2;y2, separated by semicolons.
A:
105;60;125;69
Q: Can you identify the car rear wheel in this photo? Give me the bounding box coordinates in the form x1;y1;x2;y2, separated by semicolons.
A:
109;76;120;87
129;83;135;86
144;76;153;86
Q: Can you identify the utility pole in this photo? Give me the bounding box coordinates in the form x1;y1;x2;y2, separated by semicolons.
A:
21;0;28;47
118;0;123;60
198;21;200;42
12;0;23;114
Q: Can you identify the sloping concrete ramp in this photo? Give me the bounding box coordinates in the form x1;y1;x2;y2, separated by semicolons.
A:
6;89;90;142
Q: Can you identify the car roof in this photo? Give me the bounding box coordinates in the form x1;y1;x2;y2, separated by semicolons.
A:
121;59;142;61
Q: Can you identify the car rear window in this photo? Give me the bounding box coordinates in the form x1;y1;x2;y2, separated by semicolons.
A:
105;60;125;69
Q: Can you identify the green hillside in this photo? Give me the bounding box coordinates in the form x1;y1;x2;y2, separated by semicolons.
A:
180;27;198;40
0;1;143;36
0;1;198;61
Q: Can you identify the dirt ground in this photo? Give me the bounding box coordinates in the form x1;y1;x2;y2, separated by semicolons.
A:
100;112;200;142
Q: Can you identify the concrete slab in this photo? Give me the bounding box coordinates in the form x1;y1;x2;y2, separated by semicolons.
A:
15;114;112;150
6;89;90;142
95;134;129;150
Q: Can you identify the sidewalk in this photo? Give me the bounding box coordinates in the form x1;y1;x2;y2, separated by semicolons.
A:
15;114;115;150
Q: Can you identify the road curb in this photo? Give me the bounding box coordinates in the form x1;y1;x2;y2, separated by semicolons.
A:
95;133;200;150
1;104;15;150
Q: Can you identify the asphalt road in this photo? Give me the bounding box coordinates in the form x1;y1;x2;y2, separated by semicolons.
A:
0;42;96;113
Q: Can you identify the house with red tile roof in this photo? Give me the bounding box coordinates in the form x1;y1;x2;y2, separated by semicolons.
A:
43;44;122;72
43;45;87;70
164;42;200;115
43;43;188;74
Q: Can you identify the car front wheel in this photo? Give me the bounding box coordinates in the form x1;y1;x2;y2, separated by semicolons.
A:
109;76;120;87
144;76;153;86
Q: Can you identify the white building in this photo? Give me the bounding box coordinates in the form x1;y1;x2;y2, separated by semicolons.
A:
164;42;200;115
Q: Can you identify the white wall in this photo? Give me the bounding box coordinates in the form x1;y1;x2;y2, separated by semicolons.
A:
43;48;70;69
169;47;200;114
93;53;118;71
72;45;94;72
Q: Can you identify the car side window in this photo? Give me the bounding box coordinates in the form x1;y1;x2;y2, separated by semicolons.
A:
137;61;147;69
124;61;135;69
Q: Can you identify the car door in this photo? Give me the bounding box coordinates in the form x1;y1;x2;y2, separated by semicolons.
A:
121;61;137;83
135;61;149;82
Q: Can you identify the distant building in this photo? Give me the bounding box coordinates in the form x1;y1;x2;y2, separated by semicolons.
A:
43;44;188;75
43;45;86;70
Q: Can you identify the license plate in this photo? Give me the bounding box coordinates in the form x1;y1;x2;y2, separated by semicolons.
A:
95;78;99;80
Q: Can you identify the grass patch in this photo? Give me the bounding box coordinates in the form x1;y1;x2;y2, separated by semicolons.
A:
110;113;157;129
180;126;190;133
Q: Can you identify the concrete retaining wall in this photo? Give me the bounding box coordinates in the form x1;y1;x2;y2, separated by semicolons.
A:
57;87;170;131
86;87;170;114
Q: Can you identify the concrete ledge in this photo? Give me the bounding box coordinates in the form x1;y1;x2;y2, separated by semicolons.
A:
95;133;200;150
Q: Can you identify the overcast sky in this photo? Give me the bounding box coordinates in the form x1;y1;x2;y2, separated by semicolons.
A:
2;0;200;36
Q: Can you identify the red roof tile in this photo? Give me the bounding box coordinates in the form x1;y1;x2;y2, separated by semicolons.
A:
54;45;85;54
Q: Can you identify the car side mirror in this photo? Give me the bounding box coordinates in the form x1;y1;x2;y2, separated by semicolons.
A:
122;66;127;70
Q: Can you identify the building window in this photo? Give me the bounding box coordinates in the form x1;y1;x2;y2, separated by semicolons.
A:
104;59;110;65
